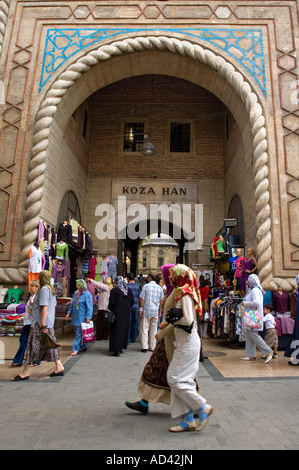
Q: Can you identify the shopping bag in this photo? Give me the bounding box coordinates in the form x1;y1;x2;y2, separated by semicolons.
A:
242;308;262;329
81;321;95;344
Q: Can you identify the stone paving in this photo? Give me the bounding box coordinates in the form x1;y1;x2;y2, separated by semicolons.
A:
0;335;299;451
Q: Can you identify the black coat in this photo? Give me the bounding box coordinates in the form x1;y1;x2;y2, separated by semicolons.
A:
108;286;134;353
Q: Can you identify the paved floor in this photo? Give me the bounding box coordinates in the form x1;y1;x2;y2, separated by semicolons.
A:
0;326;299;451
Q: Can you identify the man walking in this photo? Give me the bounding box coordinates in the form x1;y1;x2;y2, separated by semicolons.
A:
139;273;164;352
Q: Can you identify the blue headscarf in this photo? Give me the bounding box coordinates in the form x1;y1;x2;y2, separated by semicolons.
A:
247;274;265;294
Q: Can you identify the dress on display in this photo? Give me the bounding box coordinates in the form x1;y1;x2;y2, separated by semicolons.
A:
100;257;111;282
272;291;290;315
108;255;118;281
241;258;255;290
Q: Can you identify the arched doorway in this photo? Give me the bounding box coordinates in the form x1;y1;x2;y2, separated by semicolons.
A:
18;36;275;289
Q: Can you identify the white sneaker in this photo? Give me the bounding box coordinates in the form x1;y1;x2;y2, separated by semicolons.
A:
241;357;256;361
264;354;273;364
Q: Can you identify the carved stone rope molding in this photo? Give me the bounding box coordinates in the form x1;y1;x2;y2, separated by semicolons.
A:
0;0;11;59
3;35;293;290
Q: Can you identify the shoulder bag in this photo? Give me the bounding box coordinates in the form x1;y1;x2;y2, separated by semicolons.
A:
242;307;263;329
101;310;115;325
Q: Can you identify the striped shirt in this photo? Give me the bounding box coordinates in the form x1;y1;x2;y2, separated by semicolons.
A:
140;281;164;317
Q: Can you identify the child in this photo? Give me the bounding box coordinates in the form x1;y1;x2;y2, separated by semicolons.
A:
263;304;278;358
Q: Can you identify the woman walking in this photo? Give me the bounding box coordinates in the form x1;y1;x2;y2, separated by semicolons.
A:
166;264;213;432
241;274;273;363
11;270;64;380
125;264;176;414
66;279;93;355
108;276;133;357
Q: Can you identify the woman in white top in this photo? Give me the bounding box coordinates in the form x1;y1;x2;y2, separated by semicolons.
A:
164;264;213;433
242;274;273;363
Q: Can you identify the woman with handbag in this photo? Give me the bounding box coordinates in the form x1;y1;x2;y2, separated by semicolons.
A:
166;264;213;433
65;279;93;355
242;274;273;364
108;276;134;357
11;270;64;381
125;264;176;415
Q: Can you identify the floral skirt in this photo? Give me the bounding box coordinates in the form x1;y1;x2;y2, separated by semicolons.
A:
24;322;60;365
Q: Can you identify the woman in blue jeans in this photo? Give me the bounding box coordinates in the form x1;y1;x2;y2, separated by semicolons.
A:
10;279;40;367
66;279;93;355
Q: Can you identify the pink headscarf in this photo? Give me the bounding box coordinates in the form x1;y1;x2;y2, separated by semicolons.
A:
161;264;175;297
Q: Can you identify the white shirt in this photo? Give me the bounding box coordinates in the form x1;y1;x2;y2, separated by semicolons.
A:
263;312;276;329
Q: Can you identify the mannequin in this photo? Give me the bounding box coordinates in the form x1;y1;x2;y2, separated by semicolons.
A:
108;253;118;281
28;241;43;288
55;240;69;261
227;252;238;284
216;235;225;255
240;248;257;294
6;285;24;304
234;248;246;292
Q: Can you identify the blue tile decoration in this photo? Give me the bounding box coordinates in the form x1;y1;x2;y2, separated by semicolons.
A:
39;27;266;97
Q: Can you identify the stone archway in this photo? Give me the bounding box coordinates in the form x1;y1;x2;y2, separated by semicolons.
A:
13;36;277;289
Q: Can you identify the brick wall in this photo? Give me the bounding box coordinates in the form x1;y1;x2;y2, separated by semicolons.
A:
87;75;225;180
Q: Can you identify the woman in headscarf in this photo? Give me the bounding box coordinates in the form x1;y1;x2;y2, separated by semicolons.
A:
285;275;299;365
166;264;213;433
66;279;93;355
242;273;273;363
11;270;64;380
86;276;113;340
108;276;134;357
125;264;176;414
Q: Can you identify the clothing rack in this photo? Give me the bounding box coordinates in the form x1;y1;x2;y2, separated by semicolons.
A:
209;293;244;341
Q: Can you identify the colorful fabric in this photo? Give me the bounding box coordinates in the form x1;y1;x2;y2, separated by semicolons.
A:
75;279;88;309
169;264;202;318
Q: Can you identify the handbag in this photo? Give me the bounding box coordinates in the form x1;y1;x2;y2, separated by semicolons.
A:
242;308;263;329
42;332;61;349
203;311;209;322
101;310;115;325
81;321;95;344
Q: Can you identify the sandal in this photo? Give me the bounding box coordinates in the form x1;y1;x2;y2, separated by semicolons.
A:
9;363;22;367
70;351;78;356
169;419;196;432
11;375;29;381
48;370;64;377
196;404;213;431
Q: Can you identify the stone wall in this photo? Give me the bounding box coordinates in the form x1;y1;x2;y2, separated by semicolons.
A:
0;0;297;291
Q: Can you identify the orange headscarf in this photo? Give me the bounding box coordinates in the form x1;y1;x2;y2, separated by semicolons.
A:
169;264;202;319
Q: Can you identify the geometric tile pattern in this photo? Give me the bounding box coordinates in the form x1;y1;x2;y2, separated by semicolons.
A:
39;27;266;97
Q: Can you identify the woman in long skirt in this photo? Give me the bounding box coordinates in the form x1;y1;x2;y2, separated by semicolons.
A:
166;264;213;432
11;270;64;381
